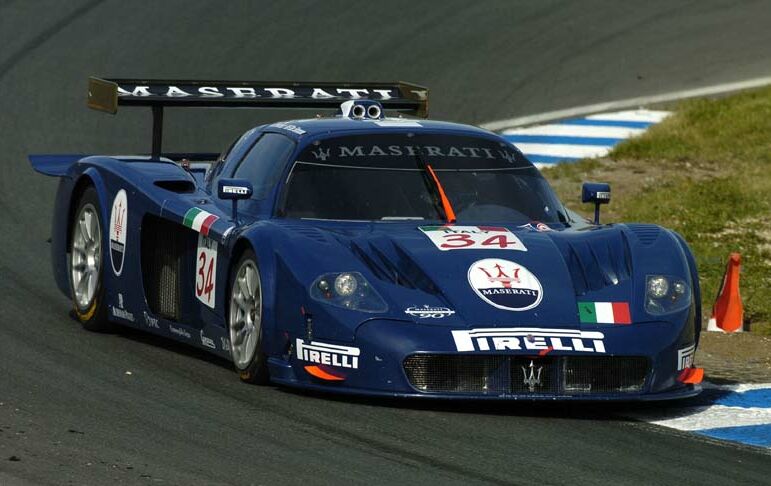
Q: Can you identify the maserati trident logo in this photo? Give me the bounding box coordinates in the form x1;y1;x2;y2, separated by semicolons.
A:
522;360;543;392
312;147;331;161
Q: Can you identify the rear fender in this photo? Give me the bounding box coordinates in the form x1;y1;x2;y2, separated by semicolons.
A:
51;167;110;297
29;154;89;177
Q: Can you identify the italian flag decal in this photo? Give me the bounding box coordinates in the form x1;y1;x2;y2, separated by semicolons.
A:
183;207;219;236
578;302;631;325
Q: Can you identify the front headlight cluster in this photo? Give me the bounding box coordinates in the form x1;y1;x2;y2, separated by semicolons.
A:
310;272;387;313
645;275;691;315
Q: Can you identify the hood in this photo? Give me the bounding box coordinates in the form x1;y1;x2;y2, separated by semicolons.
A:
266;220;687;330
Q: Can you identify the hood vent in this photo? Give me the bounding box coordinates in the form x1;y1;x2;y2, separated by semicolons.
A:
626;224;661;246
272;222;329;244
343;237;441;296
554;230;633;296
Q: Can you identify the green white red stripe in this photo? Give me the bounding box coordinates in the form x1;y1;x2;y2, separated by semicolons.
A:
578;301;631;324
183;207;219;236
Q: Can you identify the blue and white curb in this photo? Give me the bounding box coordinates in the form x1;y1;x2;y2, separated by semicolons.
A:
627;382;771;449
501;109;670;168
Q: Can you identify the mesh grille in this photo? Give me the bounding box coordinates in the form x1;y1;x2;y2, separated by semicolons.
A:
403;355;649;395
563;356;648;393
141;215;187;321
403;355;508;394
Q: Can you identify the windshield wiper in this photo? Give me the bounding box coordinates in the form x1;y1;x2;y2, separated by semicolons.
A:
414;150;456;223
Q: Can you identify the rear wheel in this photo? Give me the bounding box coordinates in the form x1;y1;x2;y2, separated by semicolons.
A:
70;186;111;331
228;249;269;384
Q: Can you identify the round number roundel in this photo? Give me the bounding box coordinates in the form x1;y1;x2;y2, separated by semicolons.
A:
467;258;543;311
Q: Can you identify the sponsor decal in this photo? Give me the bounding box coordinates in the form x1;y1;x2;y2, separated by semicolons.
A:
200;330;216;349
109;189;128;276
578;302;631;325
110;292;135;322
221;185;250;195
322;144;514;160
677;344;696;370
296;339;360;369
519;221;552;232
183;207;219;236
117;84;399;101
420;226;526;252
451;327;606;353
522;360;543;392
467;259;542;311
270;121;306;135
404;305;455;319
220;337;231;352
169;325;191;340
195;234;217;308
143;310;159;329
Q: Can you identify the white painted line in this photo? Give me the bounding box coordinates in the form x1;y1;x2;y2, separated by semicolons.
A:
503;124;645;139
586;109;670;123
636;405;771;431
481;75;771;130
511;143;612;158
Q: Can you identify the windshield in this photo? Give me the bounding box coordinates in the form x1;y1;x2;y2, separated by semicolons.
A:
280;133;567;223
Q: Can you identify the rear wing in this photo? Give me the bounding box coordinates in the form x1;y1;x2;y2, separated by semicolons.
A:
87;77;429;158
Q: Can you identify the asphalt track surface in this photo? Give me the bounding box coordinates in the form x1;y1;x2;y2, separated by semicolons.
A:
2;1;771;484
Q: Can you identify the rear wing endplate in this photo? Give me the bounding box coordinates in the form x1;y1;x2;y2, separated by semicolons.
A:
87;77;429;158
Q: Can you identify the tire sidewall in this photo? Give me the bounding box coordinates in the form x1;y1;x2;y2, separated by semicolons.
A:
228;248;269;383
70;186;110;331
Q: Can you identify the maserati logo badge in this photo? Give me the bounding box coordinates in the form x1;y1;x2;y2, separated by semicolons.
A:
467;258;543;311
522;360;543;392
312;147;331;161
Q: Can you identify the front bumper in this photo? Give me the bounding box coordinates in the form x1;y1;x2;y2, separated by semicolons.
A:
268;319;701;401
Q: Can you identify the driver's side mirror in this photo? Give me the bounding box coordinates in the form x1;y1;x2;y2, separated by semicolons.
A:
218;178;253;224
581;182;611;225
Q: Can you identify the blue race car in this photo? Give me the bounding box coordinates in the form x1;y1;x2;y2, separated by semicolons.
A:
30;77;703;400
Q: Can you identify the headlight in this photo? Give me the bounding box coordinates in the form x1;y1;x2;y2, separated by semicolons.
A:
311;272;387;313
645;275;691;315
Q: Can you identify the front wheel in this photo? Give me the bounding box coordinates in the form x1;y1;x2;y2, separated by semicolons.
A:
228;249;269;384
70;186;111;331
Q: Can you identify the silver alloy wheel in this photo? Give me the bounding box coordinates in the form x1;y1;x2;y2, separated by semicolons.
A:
229;259;262;369
71;203;101;310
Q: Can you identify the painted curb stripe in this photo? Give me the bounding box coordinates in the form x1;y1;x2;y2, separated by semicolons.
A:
504;134;624;146
524;154;581;164
502;124;645;138
558;118;653;129
712;388;771;409
697;424;771;448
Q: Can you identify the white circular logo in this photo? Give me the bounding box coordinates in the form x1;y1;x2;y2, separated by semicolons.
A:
467;258;543;311
109;189;128;276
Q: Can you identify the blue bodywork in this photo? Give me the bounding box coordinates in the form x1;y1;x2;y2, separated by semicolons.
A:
30;116;702;400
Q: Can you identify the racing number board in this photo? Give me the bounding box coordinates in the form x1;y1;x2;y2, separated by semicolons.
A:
420;226;527;251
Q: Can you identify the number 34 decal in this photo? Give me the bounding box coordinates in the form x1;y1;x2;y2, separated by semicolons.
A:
195;234;218;308
419;226;527;252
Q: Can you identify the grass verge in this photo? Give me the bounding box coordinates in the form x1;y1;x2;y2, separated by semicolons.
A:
543;87;771;334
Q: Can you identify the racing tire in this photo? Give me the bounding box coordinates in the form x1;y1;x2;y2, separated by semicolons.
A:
69;186;112;332
228;249;269;384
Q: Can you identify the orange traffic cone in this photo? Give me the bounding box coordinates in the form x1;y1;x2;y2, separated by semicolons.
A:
706;253;743;333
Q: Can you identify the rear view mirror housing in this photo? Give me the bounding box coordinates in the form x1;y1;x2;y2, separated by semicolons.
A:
218;178;253;224
581;182;611;225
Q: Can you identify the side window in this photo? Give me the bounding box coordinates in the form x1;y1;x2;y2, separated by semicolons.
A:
234;133;296;198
